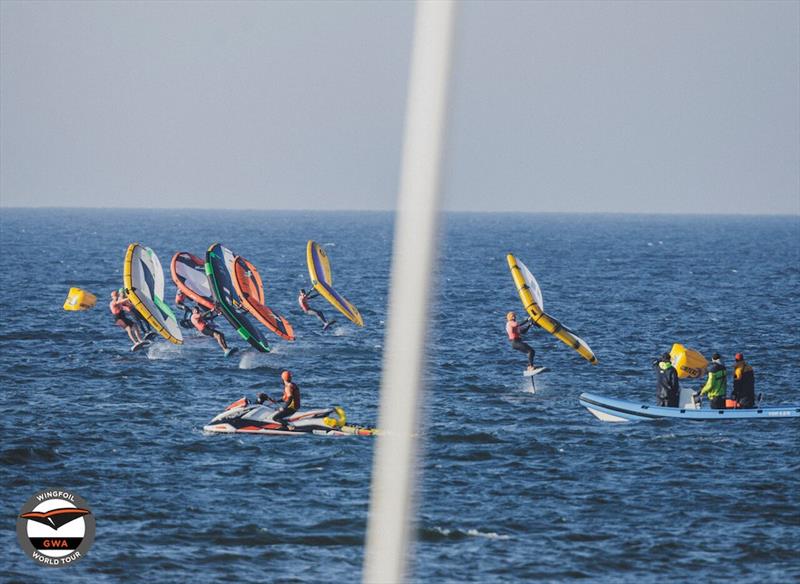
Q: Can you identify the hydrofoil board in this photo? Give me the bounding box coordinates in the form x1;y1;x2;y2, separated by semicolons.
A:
523;366;548;377
131;340;151;352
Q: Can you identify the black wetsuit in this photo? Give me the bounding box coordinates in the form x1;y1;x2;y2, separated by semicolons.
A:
273;406;297;425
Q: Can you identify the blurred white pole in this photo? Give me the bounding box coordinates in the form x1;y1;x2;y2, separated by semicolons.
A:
363;1;456;583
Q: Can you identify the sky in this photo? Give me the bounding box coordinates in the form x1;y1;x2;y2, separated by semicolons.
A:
1;0;798;214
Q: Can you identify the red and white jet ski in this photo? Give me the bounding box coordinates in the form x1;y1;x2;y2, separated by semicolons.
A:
203;397;377;436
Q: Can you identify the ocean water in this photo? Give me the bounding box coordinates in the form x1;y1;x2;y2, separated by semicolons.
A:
1;209;798;583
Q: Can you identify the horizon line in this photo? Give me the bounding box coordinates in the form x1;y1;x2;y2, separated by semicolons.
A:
1;205;798;218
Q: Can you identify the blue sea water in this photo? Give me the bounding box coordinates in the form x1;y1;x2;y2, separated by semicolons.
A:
1;209;799;583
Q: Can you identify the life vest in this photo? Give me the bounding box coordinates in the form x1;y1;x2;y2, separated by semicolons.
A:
506;321;520;341
283;383;301;410
734;362;754;381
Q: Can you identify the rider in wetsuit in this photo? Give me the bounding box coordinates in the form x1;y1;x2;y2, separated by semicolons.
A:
191;306;232;355
119;289;152;338
298;288;330;329
506;311;535;371
109;290;143;345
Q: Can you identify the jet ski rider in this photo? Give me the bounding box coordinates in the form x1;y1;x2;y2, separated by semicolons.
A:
271;370;300;429
109;290;143;346
506;311;536;371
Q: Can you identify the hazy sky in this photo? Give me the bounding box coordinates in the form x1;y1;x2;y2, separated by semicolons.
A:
1;1;798;214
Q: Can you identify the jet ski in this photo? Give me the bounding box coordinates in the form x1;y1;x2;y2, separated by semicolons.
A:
203;397;377;436
579;391;800;423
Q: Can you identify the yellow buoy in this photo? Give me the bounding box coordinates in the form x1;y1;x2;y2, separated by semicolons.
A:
63;287;97;311
670;343;708;379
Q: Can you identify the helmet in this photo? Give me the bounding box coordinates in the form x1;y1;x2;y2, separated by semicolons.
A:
711;352;721;361
660;352;671;362
506;311;516;321
734;353;743;361
281;370;292;382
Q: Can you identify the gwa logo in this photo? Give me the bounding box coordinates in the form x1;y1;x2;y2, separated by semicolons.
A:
16;489;95;567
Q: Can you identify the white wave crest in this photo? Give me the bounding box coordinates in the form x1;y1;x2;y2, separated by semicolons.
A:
146;342;182;360
238;351;274;370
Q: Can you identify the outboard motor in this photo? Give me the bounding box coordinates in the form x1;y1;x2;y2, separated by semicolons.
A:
678;387;699;409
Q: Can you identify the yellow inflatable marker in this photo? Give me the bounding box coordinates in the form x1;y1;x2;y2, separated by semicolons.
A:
507;253;598;364
63;288;97;311
670;343;708;378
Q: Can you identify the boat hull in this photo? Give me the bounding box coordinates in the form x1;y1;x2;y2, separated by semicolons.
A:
579;392;800;422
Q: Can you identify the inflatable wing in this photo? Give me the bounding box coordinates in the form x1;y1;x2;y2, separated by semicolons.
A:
232;256;294;341
306;240;363;326
124;244;183;344
171;252;215;310
507;253;596;364
205;243;270;352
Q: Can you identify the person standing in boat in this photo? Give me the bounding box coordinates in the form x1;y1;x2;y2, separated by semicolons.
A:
506;312;536;371
653;352;680;407
697;352;727;409
732;352;756;408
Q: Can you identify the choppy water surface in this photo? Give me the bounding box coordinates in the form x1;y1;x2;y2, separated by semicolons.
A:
1;209;798;582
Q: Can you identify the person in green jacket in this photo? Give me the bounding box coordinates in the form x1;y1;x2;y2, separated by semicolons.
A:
697;352;727;409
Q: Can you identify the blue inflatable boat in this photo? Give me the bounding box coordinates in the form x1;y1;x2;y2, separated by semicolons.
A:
579;392;800;423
